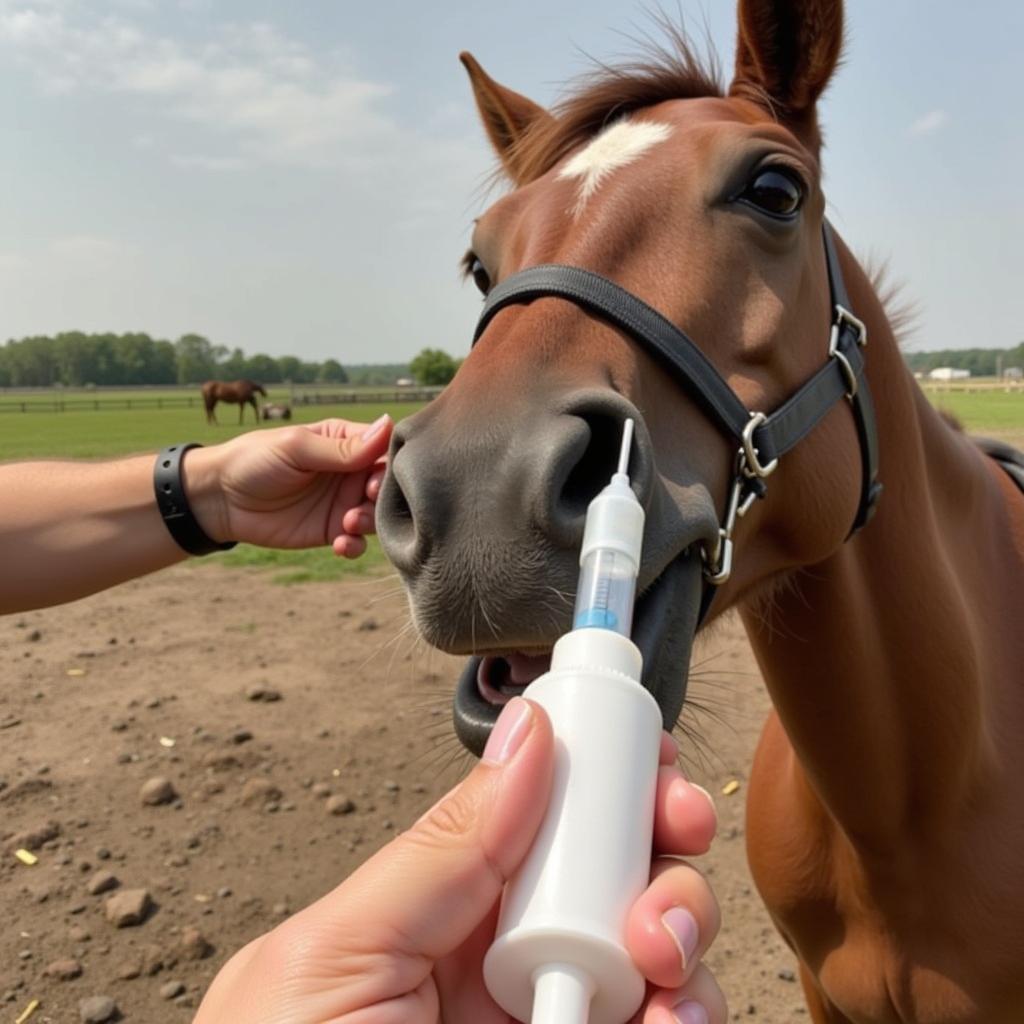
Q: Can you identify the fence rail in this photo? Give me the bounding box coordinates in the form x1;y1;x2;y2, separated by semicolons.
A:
0;388;443;414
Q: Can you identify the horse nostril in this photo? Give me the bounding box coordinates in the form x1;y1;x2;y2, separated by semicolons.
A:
559;411;628;518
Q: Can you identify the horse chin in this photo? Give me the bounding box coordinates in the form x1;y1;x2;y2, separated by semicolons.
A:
452;551;704;757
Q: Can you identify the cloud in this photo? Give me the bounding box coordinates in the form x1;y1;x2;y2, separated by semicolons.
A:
909;109;948;137
0;3;399;167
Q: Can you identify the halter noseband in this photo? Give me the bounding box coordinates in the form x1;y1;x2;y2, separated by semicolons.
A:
471;222;882;622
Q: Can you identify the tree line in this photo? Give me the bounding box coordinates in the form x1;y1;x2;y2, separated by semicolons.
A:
904;343;1024;377
0;332;467;389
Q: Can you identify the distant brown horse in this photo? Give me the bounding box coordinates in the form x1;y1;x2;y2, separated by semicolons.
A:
201;380;266;425
376;2;1024;1021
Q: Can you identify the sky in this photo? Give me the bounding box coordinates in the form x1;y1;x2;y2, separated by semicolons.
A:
1;0;1021;364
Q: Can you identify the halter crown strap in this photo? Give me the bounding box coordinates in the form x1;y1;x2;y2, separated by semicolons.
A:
472;223;881;549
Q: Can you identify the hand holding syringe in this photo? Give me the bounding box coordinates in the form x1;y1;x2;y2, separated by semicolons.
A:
485;419;679;1024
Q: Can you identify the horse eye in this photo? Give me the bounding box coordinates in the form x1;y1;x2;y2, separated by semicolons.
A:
739;168;804;218
470;257;492;296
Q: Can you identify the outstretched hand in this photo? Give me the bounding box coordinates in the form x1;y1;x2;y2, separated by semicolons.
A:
195;699;726;1024
187;415;392;556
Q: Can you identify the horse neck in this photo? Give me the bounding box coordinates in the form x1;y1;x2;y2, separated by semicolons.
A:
739;248;1023;856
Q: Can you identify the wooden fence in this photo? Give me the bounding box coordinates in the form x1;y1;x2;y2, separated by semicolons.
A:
0;388;444;414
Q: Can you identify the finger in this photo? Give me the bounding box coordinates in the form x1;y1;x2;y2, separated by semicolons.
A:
653;767;717;857
366;463;387;502
332;533;367;559
626;857;721;990
286;415;393;474
659;732;679;765
266;698;553;1001
341;502;375;536
643;962;728;1024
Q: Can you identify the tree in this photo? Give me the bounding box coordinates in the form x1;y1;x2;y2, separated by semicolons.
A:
175;334;222;384
409;348;458;386
276;355;303;382
243;353;279;381
317;358;348;384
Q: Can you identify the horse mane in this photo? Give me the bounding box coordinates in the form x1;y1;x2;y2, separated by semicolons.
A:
508;23;723;185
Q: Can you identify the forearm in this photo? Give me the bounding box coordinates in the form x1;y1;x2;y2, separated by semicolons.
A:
0;450;223;614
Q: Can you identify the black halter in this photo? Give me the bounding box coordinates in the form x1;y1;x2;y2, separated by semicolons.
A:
471;222;882;622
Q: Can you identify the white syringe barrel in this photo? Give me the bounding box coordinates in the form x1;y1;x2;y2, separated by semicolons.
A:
483;628;662;1024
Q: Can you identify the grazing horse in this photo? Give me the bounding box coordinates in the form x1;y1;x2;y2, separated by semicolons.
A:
376;2;1024;1021
201;379;266;425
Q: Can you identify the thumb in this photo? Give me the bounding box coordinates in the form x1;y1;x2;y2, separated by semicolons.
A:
304;698;552;967
286;414;393;474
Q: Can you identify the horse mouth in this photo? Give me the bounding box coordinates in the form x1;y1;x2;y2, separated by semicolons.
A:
453;550;704;756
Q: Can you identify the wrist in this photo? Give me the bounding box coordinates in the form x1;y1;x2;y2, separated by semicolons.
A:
180;445;232;545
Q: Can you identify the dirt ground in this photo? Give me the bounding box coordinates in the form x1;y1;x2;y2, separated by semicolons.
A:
1;563;808;1023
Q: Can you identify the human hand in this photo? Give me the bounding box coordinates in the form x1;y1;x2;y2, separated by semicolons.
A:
184;415;392;557
194;699;725;1024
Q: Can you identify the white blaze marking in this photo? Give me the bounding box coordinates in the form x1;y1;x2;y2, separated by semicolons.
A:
557;118;672;214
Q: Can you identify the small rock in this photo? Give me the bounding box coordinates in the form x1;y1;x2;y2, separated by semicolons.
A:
230;729;253;745
140;777;177;806
165;854;189;868
272;901;290;917
160;980;185;999
45;957;83;980
79;995;118;1022
87;870;119;896
241;778;282;807
777;968;797;982
96;847;111;860
19;950;32;960
178;925;213;960
4;819;60;852
384;780;400;792
203;750;241;772
69;924;91;942
325;795;355;816
140;944;165;975
27;629;42;642
356;618;379;631
412;783;427;794
244;684;281;702
311;782;331;798
105;887;152;927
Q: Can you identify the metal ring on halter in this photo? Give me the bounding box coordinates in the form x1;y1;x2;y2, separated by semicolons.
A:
741;412;778;479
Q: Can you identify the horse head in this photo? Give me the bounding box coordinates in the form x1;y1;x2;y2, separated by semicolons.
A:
377;0;866;755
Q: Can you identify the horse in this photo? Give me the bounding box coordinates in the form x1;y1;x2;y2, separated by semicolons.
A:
201;379;266;425
375;2;1024;1021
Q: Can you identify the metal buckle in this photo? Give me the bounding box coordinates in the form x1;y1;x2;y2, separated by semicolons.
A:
740;412;778;479
701;461;760;586
835;304;868;348
828;305;867;401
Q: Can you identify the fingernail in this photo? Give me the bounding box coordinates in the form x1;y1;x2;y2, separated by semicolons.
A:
690;783;717;814
671;999;709;1024
361;414;390;442
482;697;532;765
662;906;699;971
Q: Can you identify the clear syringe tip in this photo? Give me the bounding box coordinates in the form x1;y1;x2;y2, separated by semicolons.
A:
572;419;645;637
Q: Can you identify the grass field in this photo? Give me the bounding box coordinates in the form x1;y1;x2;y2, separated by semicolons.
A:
921;388;1024;436
0;399;427;460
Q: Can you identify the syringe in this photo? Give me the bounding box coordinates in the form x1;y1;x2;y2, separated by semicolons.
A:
571;418;643;635
484;419;661;1024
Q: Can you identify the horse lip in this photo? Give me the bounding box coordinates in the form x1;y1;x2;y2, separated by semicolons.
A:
452;550;703;757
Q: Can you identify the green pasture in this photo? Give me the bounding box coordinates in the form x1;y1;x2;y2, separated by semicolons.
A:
921;389;1024;439
0;399;426;460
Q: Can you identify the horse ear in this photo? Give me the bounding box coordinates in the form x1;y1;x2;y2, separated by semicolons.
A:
459;52;552;183
729;0;844;133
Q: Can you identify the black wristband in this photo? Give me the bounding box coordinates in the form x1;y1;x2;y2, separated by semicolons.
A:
154;443;236;557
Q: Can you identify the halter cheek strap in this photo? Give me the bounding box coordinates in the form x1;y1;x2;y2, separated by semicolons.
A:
471;223;881;618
